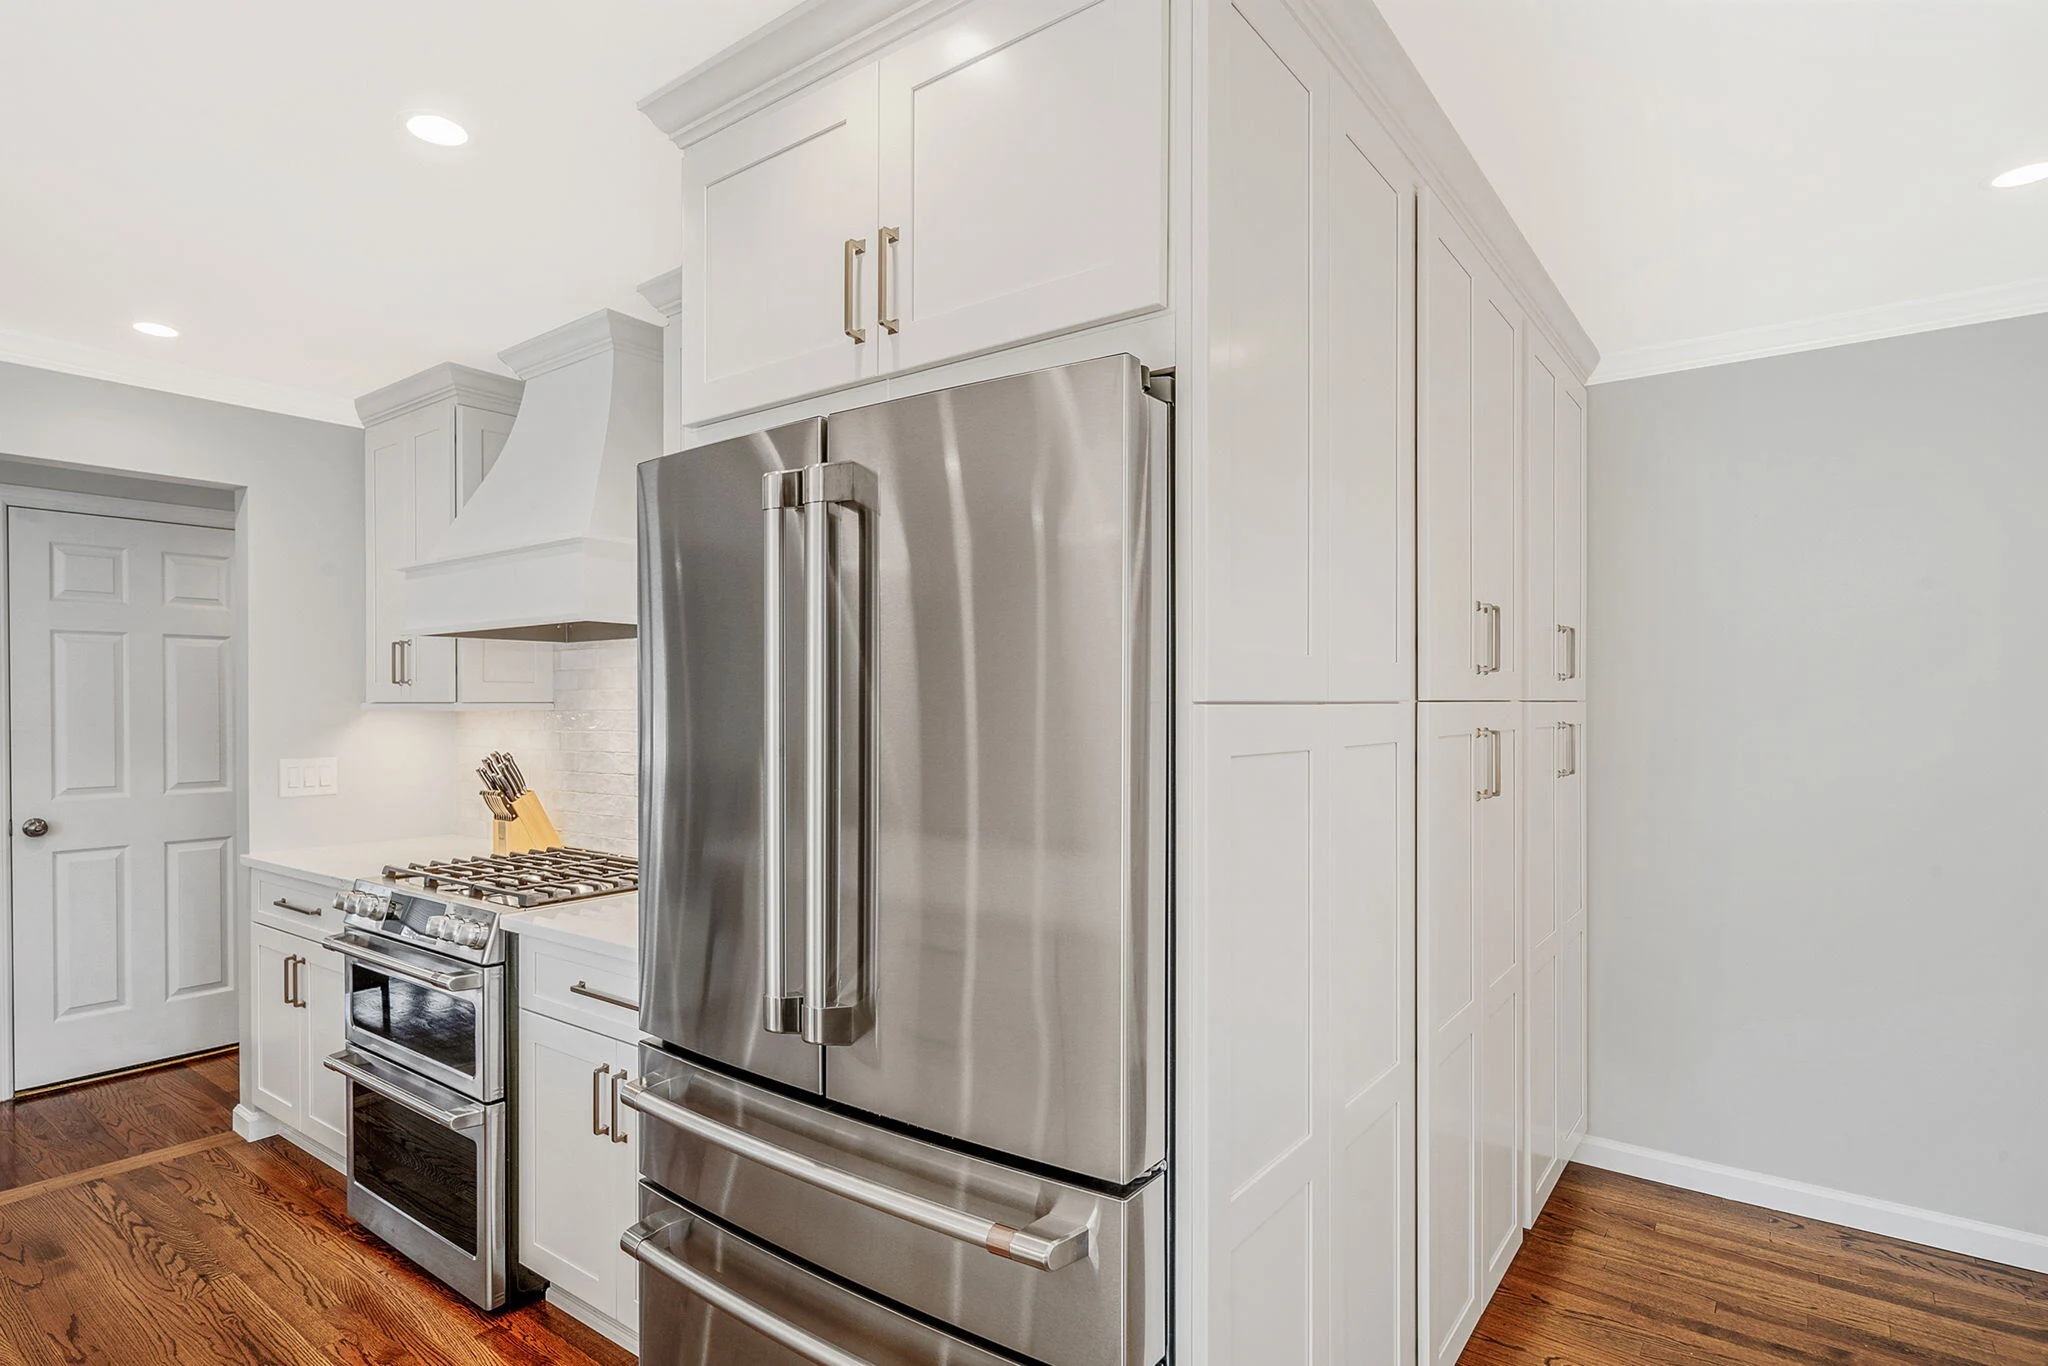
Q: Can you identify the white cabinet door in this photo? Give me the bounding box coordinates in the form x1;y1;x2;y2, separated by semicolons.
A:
1324;81;1416;703
455;639;556;705
298;941;348;1156
366;406;458;703
1523;337;1586;702
519;1011;630;1318
677;65;880;425
250;924;305;1130
455;402;517;503
1194;700;1415;1364
1419;195;1522;701
875;0;1167;378
1418;702;1521;1366
1523;702;1585;1224
1198;0;1322;702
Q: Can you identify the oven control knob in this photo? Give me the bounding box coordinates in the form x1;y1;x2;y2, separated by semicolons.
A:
461;921;487;947
424;915;448;939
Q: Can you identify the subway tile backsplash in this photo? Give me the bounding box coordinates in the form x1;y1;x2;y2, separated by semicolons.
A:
452;640;639;856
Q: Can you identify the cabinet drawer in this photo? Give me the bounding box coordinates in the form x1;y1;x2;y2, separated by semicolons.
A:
519;936;641;1042
252;870;340;937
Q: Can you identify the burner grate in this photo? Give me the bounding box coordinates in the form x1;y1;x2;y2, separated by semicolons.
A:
381;848;638;909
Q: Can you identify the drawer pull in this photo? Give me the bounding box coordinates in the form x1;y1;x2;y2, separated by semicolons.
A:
570;980;639;1013
272;897;323;918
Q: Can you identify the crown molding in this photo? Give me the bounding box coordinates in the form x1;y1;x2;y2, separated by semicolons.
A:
638;0;969;148
499;309;666;380
1290;0;1599;382
355;362;524;426
637;267;685;319
1590;276;2048;385
0;327;360;427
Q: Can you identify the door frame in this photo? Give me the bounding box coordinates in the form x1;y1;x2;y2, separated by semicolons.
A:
0;484;239;1100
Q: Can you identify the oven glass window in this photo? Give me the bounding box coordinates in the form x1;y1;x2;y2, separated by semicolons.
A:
347;963;478;1076
352;1088;480;1255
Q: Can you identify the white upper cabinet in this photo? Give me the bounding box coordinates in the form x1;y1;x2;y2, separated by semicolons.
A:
875;0;1167;375
1419;193;1523;702
670;0;1168;427
1523;333;1587;701
1197;0;1415;704
1522;701;1586;1225
679;65;882;424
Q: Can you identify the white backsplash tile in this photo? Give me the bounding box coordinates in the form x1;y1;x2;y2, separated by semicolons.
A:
452;640;639;856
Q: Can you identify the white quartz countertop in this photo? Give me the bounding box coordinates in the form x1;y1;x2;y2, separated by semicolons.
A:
503;894;639;965
241;835;493;890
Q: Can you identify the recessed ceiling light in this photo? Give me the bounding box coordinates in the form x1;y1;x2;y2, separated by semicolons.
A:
1990;161;2048;189
406;114;469;147
132;321;179;338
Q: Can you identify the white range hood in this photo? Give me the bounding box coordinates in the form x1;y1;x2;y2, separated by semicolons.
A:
403;309;663;641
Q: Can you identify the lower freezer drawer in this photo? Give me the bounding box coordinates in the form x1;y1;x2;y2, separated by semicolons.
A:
627;1184;1020;1366
626;1046;1164;1366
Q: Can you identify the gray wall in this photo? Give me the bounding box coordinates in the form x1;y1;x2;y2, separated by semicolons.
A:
1588;312;2048;1236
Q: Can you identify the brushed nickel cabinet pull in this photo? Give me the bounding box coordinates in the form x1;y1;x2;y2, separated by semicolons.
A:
1475;603;1502;675
1557;623;1578;681
390;639;404;686
272;897;322;918
1475;727;1502;801
843;237;868;344
570;980;640;1013
593;1063;613;1138
877;226;900;334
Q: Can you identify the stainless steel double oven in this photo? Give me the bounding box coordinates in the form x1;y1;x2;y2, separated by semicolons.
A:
322;882;518;1310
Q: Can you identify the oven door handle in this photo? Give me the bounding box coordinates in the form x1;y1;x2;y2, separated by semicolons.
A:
619;1077;1090;1272
322;1050;485;1130
323;932;484;992
623;1214;878;1366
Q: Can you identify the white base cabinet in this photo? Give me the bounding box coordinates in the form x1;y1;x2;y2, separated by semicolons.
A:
1418;703;1523;1366
1522;702;1586;1223
248;921;347;1159
1192;702;1415;1363
1523;338;1586;701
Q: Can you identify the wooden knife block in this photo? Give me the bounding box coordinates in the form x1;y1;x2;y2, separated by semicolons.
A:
491;791;565;855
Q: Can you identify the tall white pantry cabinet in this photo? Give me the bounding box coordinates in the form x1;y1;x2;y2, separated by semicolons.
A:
637;0;1593;1360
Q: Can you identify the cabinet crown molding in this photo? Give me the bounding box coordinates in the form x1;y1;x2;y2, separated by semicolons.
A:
638;0;969;148
498;309;665;380
356;362;523;426
636;268;685;319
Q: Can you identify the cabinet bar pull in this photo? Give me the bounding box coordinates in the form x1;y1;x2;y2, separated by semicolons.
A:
390;640;404;686
401;638;413;686
843;237;868;344
1475;727;1502;801
610;1071;629;1144
1475;602;1502;675
272;897;322;918
569;980;640;1013
1556;721;1578;779
1557;623;1577;682
877;226;900;334
593;1063;613;1138
282;953;293;1005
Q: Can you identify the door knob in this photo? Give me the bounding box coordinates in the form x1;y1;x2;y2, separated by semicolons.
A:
19;818;48;838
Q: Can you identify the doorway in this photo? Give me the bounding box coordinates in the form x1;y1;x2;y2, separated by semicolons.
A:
8;506;238;1089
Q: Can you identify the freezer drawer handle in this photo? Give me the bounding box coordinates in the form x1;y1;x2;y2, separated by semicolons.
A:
619;1078;1091;1273
323;1050;484;1130
623;1215;878;1366
323;932;484;992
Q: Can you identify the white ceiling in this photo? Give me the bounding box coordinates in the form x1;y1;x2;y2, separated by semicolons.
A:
1375;0;2048;379
0;0;801;423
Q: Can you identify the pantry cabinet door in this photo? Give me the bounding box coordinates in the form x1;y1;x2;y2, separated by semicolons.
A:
1523;338;1586;702
518;1011;625;1316
876;0;1167;378
1323;82;1417;702
1521;702;1586;1224
298;941;348;1157
1418;703;1522;1366
1418;195;1522;701
677;64;881;426
366;407;458;703
250;925;304;1130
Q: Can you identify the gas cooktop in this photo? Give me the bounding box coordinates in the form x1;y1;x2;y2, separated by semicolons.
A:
378;848;639;910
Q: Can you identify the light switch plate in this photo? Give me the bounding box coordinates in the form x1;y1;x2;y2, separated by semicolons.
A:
279;757;339;797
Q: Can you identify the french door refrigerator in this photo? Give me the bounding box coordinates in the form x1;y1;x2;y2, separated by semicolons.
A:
623;355;1169;1365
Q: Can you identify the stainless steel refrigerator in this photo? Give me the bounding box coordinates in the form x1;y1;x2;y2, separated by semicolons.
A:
622;355;1169;1365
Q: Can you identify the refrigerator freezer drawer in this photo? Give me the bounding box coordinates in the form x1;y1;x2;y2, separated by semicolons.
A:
628;1183;1021;1366
628;1046;1165;1366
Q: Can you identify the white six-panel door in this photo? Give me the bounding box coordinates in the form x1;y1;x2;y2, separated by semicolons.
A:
1417;702;1522;1366
1418;197;1523;702
1523;337;1587;702
9;508;238;1088
1194;701;1415;1363
1523;702;1586;1222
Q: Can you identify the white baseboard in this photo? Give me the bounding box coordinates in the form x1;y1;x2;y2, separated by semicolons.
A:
1576;1136;2048;1275
232;1104;282;1142
543;1286;638;1354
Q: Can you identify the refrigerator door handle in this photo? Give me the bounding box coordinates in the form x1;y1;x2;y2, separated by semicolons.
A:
623;1214;879;1366
761;471;806;1033
798;460;877;1048
620;1077;1092;1272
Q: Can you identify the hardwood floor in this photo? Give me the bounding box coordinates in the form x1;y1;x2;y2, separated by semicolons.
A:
1464;1164;2048;1365
0;1050;633;1365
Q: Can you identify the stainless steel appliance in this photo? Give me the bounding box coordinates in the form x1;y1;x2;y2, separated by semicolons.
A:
627;355;1170;1365
321;847;637;1310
